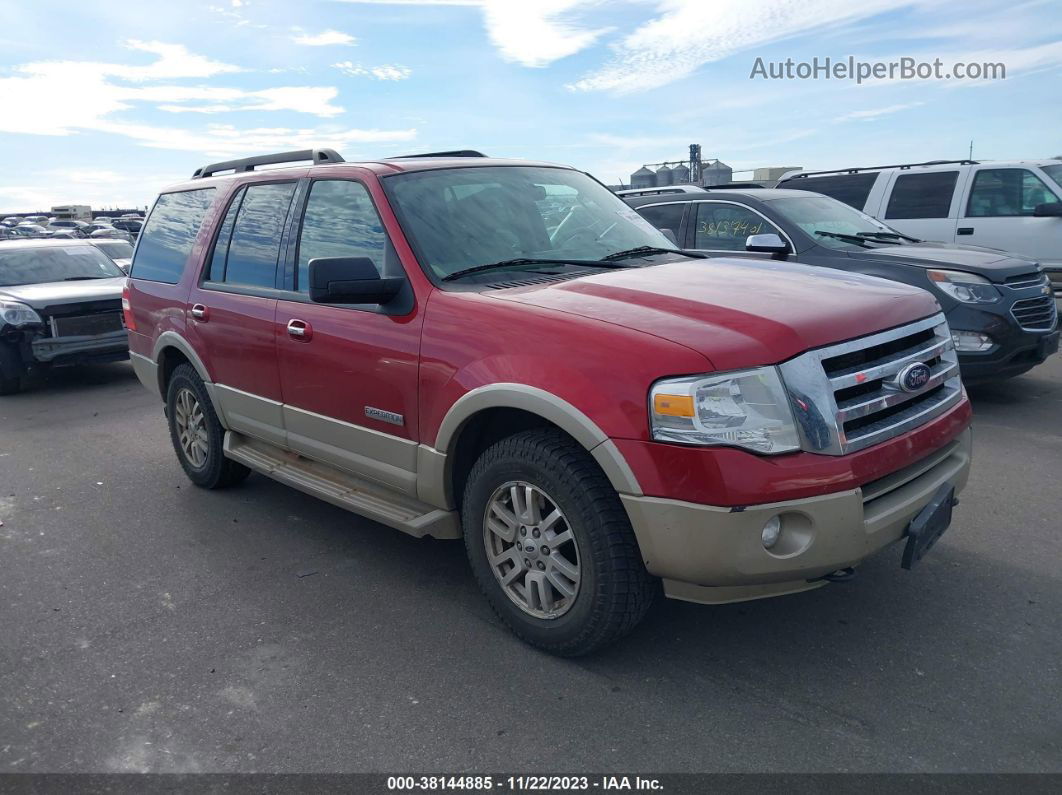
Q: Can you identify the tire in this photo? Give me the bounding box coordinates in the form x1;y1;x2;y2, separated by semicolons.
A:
462;428;656;656
165;363;250;489
0;344;22;396
0;373;20;396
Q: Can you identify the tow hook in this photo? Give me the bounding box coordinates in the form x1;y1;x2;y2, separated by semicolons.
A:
809;567;856;584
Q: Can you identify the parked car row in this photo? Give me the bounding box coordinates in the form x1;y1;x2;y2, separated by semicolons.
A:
1;213;141;242
2;148;1056;657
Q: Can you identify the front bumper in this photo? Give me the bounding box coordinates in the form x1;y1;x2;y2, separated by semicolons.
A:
29;329;129;365
621;428;972;605
946;293;1058;382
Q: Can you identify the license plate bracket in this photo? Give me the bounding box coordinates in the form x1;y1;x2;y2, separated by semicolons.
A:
901;484;955;570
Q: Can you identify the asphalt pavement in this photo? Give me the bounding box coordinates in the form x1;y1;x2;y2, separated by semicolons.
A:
1;351;1060;773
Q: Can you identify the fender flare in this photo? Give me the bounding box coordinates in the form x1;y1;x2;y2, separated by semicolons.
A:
151;331;213;393
424;383;643;506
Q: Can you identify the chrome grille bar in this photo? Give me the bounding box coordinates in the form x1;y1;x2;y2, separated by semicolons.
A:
778;313;962;456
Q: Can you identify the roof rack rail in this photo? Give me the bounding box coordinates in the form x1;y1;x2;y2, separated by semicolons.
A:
783;159;979;180
615;185;707;197
702;182;767;190
191;148;344;179
387;149;488;159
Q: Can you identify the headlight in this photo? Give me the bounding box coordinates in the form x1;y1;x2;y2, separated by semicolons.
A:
927;269;999;304
649;367;800;454
0;300;43;327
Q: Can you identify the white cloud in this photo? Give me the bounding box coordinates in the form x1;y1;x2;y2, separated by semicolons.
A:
567;0;908;94
0;41;416;160
834;102;924;122
337;0;608;67
292;29;357;46
332;61;412;80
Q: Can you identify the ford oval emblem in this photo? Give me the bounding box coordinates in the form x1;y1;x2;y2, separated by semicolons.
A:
898;362;932;392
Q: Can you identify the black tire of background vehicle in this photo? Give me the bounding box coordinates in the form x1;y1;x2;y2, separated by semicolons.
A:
165;363;250;489
0;343;21;395
462;428;657;656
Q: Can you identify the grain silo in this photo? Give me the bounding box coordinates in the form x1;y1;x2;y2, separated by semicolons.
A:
630;166;655;189
655;164;673;186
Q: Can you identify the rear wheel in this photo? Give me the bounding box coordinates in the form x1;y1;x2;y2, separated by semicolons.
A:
165;364;250;489
462;428;656;656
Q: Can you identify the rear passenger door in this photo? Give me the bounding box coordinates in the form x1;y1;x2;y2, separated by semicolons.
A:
879;170;961;243
275;177;424;497
187;180;298;447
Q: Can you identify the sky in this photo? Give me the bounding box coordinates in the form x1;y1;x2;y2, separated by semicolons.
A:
0;0;1059;212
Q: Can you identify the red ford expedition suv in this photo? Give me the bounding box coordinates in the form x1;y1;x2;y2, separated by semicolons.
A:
126;149;973;655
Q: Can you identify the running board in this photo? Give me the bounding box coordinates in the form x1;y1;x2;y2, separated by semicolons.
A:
223;432;460;540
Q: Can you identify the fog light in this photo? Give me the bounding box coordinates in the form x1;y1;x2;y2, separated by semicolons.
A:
761;515;782;549
951;330;994;352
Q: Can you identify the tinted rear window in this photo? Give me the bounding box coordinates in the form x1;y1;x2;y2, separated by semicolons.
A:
779;173;878;209
131;188;215;283
207;182;295;289
885;171;958;219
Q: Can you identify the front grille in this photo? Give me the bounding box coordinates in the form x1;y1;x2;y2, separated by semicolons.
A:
49;312;123;337
1010;295;1057;330
778;314;963;455
1004;272;1048;290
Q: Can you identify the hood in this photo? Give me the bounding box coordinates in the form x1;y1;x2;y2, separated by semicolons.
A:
488;259;940;371
849;241;1039;282
0;277;125;308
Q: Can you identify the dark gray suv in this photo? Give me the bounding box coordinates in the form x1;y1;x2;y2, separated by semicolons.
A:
624;187;1059;383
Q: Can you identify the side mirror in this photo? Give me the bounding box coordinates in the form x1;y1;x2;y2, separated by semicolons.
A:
1032;202;1062;217
659;228;679;246
308;256;404;305
746;233;790;255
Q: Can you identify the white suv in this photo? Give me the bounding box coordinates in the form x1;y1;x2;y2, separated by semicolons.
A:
778;159;1062;294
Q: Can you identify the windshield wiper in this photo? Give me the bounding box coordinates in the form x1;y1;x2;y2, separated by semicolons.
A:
62;276;105;281
814;230;875;247
601;245;706;261
441;257;634;283
857;230;921;243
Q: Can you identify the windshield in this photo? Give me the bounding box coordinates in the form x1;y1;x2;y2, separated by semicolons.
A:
385;166;676;280
768;195;906;249
93;240;133;259
1042;164;1062;192
0;245;124;286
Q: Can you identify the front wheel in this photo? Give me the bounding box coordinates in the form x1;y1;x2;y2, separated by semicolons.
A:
165;364;250;489
462;429;656;656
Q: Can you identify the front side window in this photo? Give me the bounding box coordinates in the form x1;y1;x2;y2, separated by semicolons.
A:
967;168;1061;217
385;166;675;281
780;173;878;209
296;180;395;292
693;203;778;251
208;182;296;289
0;246;124;286
131;188;215;283
885;171;958;219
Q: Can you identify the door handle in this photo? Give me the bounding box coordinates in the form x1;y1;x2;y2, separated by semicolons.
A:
286;319;312;341
957;227;974;235
190;304;209;321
